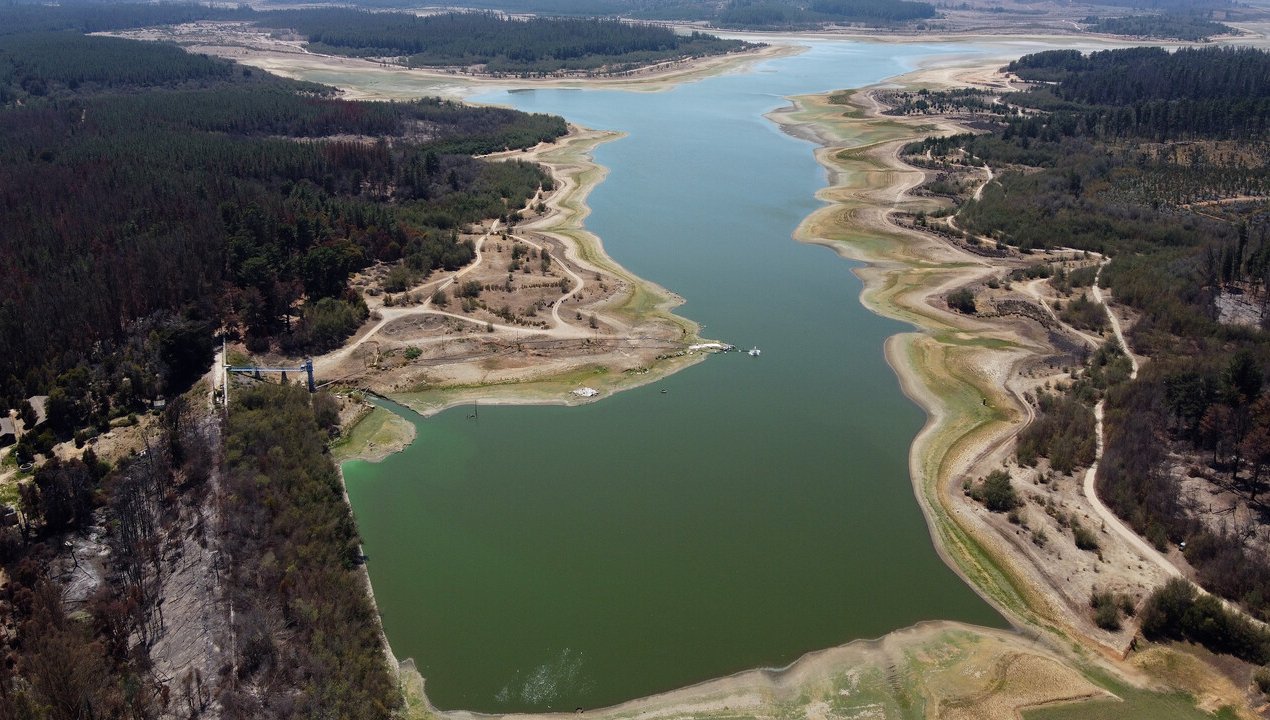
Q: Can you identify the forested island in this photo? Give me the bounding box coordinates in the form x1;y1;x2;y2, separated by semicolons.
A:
905;45;1270;664
259;9;753;75
0;21;568;716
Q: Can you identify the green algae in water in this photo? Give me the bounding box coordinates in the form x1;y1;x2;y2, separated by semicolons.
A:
343;40;1005;714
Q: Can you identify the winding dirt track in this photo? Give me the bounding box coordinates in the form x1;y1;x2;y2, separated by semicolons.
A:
312;211;606;379
1053;259;1265;628
1079;260;1178;579
946;155;1162;579
972;161;993;202
311;220;504;377
505;229;587;329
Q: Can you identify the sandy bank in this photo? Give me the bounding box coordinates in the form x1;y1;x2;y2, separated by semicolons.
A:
406;620;1112;720
333;404;417;464
260;35;1258;719
384;47;1250;720
764;55;1259;718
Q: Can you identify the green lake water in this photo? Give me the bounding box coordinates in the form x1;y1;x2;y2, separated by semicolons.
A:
342;41;1007;713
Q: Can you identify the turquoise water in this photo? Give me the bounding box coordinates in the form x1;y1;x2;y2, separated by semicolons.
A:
343;41;1005;713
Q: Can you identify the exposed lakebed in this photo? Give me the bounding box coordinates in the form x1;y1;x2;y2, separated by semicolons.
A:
342;40;1005;713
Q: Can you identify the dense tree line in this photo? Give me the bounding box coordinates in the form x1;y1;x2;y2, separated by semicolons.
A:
259;9;750;74
1090;0;1234;11
220;384;398;719
247;0;935;29
0;3;754;74
0;32;563;444
807;0;934;21
438;0;636;14
0;31;232;102
716;0;933;27
1140;578;1270;664
908;47;1270;635
1083;13;1233;41
1003;47;1270;140
0;1;252;37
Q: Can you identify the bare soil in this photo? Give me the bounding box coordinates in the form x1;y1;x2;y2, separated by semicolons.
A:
769;58;1263;716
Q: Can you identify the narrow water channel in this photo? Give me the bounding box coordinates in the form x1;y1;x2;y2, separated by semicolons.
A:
342;40;1005;713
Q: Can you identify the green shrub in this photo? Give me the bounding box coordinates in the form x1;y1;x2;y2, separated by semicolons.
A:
282;296;369;353
973;470;1019;512
1016;390;1096;473
383;264;417;293
1095;601;1121;631
1091;589;1123;630
1254;666;1270;695
947;287;976;314
1072;521;1100;551
1059;292;1107;332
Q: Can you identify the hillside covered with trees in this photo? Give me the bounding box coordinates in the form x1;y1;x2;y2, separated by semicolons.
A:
907;46;1270;635
0;1;253;36
0;14;574;717
0;27;565;473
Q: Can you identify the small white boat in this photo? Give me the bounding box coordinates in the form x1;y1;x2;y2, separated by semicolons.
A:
748;347;761;357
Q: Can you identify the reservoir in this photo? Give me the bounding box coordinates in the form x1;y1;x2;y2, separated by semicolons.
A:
342;40;1005;713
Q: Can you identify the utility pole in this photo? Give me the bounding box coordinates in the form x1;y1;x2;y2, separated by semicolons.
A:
222;337;229;413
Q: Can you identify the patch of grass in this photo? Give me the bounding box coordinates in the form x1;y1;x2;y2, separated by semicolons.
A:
1023;689;1228;720
0;479;20;507
1027;662;1234;720
931;332;1017;350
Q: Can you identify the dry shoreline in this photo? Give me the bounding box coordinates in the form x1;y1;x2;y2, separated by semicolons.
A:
769;58;1053;632
103;22;803;99
762;58;1259;717
221;37;807;465
239;37;1265;718
318;123;715;433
